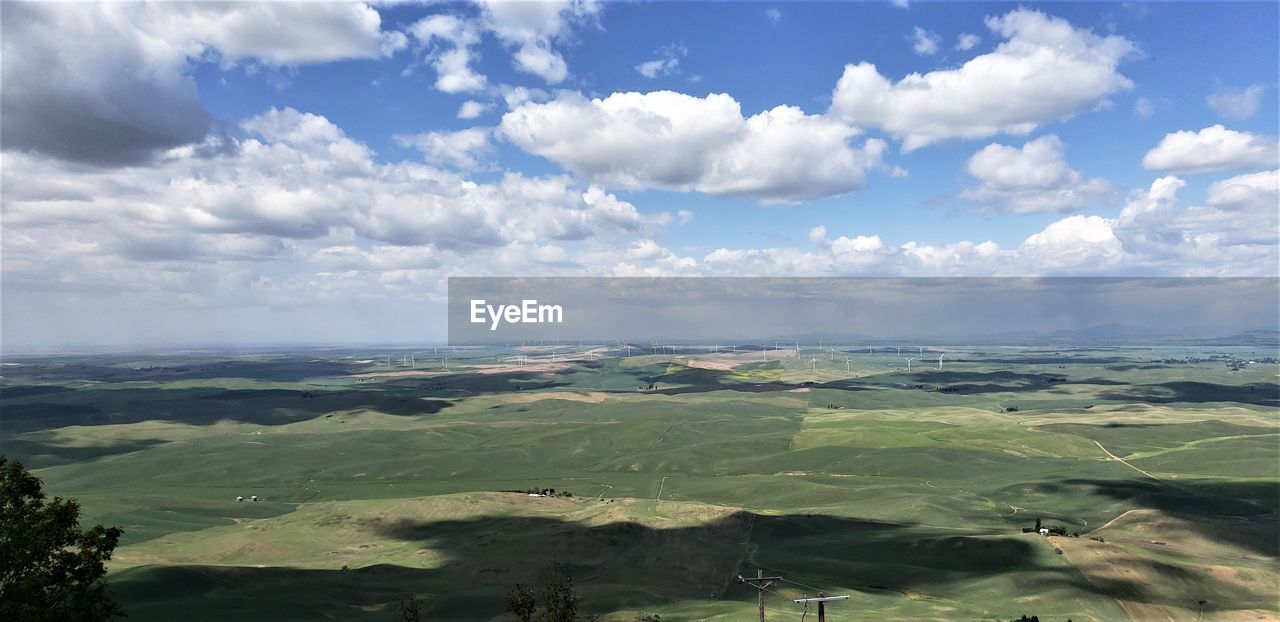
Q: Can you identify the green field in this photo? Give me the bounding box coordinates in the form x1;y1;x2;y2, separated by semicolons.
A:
2;345;1277;620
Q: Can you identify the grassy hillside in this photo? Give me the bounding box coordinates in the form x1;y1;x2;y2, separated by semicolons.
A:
2;346;1276;620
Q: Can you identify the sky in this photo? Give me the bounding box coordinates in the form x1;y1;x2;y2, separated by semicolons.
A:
1;1;1277;348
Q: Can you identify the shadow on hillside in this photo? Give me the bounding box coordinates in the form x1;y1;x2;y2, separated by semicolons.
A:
367;371;569;397
109;503;1273;622
0;437;167;469
0;359;364;383
1062;478;1279;556
0;386;453;433
112;510;1049;621
1097;381;1280;406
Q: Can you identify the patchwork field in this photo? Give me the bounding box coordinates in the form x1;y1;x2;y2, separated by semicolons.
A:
2;345;1277;620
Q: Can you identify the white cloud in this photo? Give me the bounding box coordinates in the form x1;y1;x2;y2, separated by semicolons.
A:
395;128;493;170
2;108;651;269
154;3;406;66
635;43;686;79
910;27;941;55
955;33;981;51
406;14;487;93
1134;97;1155;117
765;8;783;25
1142;125;1278;174
1;2;405;166
830;8;1136;151
1207;169;1279;209
477;0;599;84
890;0;910;9
962;135;1111;213
1206;84;1265;121
1019;215;1125;271
1114;173;1279;270
501;90;887;203
457;100;494;119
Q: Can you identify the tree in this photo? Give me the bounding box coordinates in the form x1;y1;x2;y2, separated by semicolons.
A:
0;457;123;621
540;563;581;622
400;594;424;622
506;583;537;622
505;564;582;622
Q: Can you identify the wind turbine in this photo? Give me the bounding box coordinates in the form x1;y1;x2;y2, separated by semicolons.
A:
896;346;901;355
937;353;945;370
919;346;924;356
905;357;914;372
845;356;851;372
811;357;818;371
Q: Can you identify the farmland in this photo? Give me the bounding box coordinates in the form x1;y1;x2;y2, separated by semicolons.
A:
1;345;1277;620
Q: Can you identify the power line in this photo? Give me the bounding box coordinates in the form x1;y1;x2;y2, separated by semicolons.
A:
739;569;848;621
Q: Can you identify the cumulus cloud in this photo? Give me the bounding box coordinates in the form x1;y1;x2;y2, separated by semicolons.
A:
404;2;599;92
1207;169;1279;209
694;169;1277;278
2;107;651;267
765;8;783;25
1142;125;1278;174
457;100;494;119
477;0;599;84
910;27;941;55
1207;84;1265;121
955;33;981;51
962;135;1111;213
829;8;1136;151
635;43;686;78
1134;97;1155;117
1114;173;1279;268
406;14;487;93
0;2;404;166
1019;215;1124;271
501;90;886;203
395;128;493;170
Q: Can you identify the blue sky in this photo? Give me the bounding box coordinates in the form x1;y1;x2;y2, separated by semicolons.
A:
1;1;1277;346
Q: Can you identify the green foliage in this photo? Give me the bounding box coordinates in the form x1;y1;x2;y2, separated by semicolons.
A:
399;594;423;621
0;457;123;621
505;564;582;622
540;563;581;622
506;584;537;622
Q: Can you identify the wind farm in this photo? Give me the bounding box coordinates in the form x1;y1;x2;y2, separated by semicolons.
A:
2;339;1276;621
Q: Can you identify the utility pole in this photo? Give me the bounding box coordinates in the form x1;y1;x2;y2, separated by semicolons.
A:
794;593;848;622
739;570;780;622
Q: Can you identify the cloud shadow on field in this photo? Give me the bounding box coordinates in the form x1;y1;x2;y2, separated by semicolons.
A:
0;436;167;469
109;502;1277;621
0;386;454;433
114;510;1056;621
1056;478;1278;557
1097;381;1280;406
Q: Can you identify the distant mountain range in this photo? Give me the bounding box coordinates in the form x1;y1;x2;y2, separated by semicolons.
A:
761;325;1280;346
